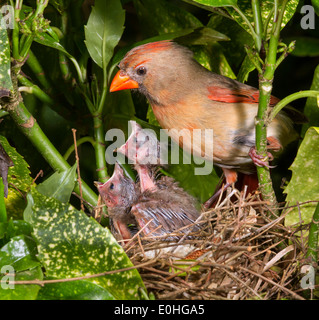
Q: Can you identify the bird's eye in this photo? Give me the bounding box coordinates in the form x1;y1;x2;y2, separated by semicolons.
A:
109;183;114;190
136;66;146;76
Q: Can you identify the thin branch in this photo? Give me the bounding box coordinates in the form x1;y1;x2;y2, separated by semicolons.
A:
72;128;84;212
9;260;156;287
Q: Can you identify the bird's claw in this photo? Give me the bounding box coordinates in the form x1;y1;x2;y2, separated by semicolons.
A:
249;147;276;169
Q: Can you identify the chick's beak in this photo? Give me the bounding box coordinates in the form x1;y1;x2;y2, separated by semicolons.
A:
110;70;139;92
94;181;103;188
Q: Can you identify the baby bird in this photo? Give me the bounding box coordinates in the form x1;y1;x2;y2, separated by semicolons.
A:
117;121;202;239
95;162;137;242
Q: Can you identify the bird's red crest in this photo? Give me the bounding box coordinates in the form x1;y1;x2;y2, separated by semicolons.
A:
122;40;174;67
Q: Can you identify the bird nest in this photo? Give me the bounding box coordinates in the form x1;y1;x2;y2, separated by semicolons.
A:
120;188;311;300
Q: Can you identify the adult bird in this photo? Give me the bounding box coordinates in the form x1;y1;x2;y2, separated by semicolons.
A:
110;40;304;196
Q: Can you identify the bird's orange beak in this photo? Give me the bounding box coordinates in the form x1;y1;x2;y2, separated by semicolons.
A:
110;70;139;92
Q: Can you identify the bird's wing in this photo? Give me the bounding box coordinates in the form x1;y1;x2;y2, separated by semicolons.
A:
207;85;280;106
207;84;307;123
131;201;198;239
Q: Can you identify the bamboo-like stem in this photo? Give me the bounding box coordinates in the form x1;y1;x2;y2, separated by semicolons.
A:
93;112;108;183
26;50;51;90
251;0;263;51
17;74;53;105
8;102;98;209
12;0;22;60
254;0;288;207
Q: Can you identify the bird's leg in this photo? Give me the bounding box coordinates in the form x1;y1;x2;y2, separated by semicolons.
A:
203;168;237;209
249;136;281;168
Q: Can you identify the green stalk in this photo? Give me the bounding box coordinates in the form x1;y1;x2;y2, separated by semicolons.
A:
18;74;53;105
254;0;288;206
33;0;48;17
251;0;263;51
93;112;108;183
306;202;319;267
8;102;98;208
92;67;109;183
26;50;51;90
269;90;319;122
19;35;34;59
232;5;259;50
12;0;22;60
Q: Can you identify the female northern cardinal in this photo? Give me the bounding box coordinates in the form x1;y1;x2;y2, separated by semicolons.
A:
110;40;304;189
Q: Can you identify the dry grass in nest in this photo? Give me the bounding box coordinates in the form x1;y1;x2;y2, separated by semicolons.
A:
119;188;311;300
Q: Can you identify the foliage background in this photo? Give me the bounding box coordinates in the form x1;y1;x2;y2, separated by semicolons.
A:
0;0;318;299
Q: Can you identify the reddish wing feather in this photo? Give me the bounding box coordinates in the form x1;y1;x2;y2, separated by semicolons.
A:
207;86;280;106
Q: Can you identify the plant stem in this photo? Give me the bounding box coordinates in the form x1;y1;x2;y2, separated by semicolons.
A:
93;112;108;183
18;74;53;105
269;90;319;122
12;0;22;60
8;102;98;208
254;0;288;207
26;50;51;90
251;0;263;51
232;5;259;50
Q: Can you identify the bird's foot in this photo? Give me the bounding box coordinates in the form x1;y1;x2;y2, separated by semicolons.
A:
248;147;276;168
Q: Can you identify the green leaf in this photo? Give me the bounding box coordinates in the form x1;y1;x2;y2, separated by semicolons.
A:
0;266;43;300
188;0;237;7
0;22;13;97
193;43;236;78
84;0;125;69
25;187;145;300
37;279;116;300
226;0;299;39
0;219;32;243
133;0;202;36
284;127;319;229
0;235;40;271
207;14;253;68
175;26;230;45
237;54;256;83
34;32;71;57
301;64;319;137
0;135;33;193
313;0;319;16
36;164;77;203
167;163;220;204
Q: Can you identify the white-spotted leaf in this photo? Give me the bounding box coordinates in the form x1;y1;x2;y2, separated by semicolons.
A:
284;127;319;229
25;187;145;300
